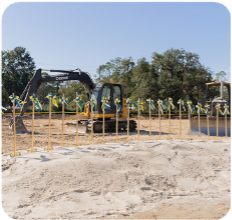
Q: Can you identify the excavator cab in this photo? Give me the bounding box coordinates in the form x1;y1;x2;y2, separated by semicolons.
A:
84;83;123;117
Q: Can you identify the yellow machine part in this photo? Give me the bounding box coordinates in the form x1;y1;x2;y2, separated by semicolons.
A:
66;99;129;133
83;99;128;118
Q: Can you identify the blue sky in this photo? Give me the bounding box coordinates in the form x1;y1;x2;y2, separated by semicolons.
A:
2;2;231;80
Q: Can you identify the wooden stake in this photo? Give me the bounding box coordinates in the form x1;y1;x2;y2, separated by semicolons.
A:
149;102;152;140
178;103;182;139
48;99;51;148
62;93;64;147
216;108;219;140
91;101;94;144
225;111;227;138
44;98;53;151
116;105;118;143
126;104;130;143
198;111;201;140
158;104;161;140
0;115;2;150
137;99;140;141
102;107;105;144
28;94;37;153
10;93;20;157
188;106;192;140
207;114;210;140
13;94;16;154
167;105;171;139
76;92;79;146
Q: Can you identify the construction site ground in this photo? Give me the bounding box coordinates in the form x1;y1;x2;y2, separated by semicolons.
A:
1;114;230;219
1;114;227;154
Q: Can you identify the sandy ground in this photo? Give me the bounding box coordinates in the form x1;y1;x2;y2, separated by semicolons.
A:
1;114;227;154
1;114;231;219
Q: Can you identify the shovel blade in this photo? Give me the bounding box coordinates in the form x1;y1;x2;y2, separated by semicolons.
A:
190;116;230;137
66;122;88;133
9;116;28;133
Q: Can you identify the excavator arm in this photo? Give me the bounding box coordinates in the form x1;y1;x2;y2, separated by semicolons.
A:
10;68;95;133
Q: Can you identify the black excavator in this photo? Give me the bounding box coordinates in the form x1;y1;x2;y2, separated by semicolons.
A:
9;68;136;133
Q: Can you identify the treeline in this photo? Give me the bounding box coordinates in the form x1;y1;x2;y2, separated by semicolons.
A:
95;48;217;106
2;47;222;111
1;47;89;110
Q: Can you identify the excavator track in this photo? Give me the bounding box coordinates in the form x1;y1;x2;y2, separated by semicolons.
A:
66;119;137;133
87;119;137;133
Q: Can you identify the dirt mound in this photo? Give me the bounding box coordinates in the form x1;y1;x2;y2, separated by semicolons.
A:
2;140;230;219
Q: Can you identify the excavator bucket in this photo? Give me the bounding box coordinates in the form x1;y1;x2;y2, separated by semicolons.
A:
9;116;28;133
190;116;230;137
66;121;88;133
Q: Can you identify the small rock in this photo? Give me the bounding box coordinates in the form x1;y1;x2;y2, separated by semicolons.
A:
141;186;152;190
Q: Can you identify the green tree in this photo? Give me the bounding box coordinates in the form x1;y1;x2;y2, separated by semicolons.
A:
121;58;135;98
95;57;135;98
131;57;159;109
58;81;88;111
36;72;61;106
0;71;6;104
0;50;3;68
215;71;228;82
2;47;36;106
0;51;7;105
213;71;229;99
152;48;213;104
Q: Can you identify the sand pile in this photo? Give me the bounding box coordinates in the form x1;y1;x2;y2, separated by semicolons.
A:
2;139;230;219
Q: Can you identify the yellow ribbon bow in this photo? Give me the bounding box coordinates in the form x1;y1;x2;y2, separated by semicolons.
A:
167;97;175;110
89;99;96;110
46;93;58;107
30;95;42;110
126;98;138;109
186;100;195;113
204;104;210;116
114;98;123;111
59;97;69;105
223;104;230;115
137;101;144;111
196;102;205;114
147;98;155;110
1;106;7;114
215;103;223;115
101;97;110;110
9;95;27;108
177;99;186;111
74;95;83;110
157;99;165;114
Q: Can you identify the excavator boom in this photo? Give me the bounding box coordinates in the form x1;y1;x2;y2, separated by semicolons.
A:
9;68;94;133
